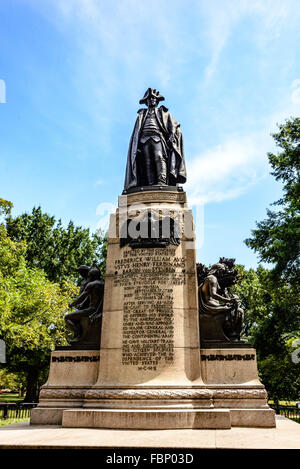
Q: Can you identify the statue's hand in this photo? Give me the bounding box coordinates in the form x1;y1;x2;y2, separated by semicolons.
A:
89;313;100;325
229;297;238;305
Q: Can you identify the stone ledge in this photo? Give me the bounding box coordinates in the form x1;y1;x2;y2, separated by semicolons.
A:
30;407;64;425
230;408;276;427
118;190;187;206
62;408;231;429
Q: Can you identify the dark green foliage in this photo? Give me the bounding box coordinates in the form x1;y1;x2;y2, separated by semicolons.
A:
0;200;108;401
245;117;300;285
0;198;13;218
228;265;300;403
6;206;107;283
243;117;300;403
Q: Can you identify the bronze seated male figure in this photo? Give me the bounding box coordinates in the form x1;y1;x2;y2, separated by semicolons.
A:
64;265;104;348
197;260;244;347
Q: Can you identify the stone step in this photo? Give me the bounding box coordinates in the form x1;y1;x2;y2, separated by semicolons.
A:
62;408;231;429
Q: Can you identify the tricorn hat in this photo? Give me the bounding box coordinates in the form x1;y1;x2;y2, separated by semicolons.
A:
139;88;165;105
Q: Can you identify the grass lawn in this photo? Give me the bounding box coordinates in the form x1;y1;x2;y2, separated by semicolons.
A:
0;392;24;402
268;400;298;407
0;418;29;427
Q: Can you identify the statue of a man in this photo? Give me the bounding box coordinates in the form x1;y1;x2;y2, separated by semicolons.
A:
200;263;238;312
65;266;104;343
77;265;90;294
198;262;244;342
124;88;187;190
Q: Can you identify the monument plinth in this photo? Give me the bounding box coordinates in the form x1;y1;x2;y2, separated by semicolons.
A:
62;189;230;429
31;88;275;429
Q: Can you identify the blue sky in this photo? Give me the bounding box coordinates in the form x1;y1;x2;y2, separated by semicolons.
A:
0;0;299;269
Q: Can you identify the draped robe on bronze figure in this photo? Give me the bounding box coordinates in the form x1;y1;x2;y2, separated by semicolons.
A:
124;106;187;190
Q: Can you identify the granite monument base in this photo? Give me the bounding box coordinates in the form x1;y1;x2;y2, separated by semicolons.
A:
31;190;275;429
57;348;274;429
30;349;100;425
31;345;275;428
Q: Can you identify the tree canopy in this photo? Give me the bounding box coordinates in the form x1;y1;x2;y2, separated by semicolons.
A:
243;117;300;403
0;199;107;401
245;117;300;285
0;210;77;400
6;206;107;283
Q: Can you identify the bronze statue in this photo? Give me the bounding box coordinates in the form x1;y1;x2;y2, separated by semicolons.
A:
76;265;90;309
77;265;90;294
124;88;187;190
197;259;244;346
65;265;104;346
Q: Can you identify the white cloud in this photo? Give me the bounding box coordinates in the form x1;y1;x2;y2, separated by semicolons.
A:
27;0;299;209
95;178;103;186
200;0;299;82
34;0;300;100
185;131;270;205
200;2;241;82
265;79;300;134
0;79;6;103
95;201;117;233
291;79;300;104
41;0;186;121
186;78;300;206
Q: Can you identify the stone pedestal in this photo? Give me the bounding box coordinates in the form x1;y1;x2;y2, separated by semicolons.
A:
72;189;225;429
31;189;275;429
200;348;275;427
30;350;100;425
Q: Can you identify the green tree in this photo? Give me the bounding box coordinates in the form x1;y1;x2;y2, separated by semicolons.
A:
0;369;26;395
232;265;299;404
6;206;107;283
0;198;13;219
0;201;78;401
258;344;300;405
245;117;300;285
0;230;77;401
243;118;300;403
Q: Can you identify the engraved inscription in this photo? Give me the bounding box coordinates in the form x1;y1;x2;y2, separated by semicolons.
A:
113;248;186;370
201;354;255;361
51;355;100;363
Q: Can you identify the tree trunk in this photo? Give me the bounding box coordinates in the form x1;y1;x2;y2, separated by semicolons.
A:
274;397;280;414
23;368;39;402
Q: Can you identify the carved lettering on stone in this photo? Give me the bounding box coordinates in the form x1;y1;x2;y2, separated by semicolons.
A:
51;355;100;363
201;354;255;361
113;247;186;370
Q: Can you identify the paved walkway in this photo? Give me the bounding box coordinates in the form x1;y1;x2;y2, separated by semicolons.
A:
0;416;299;449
